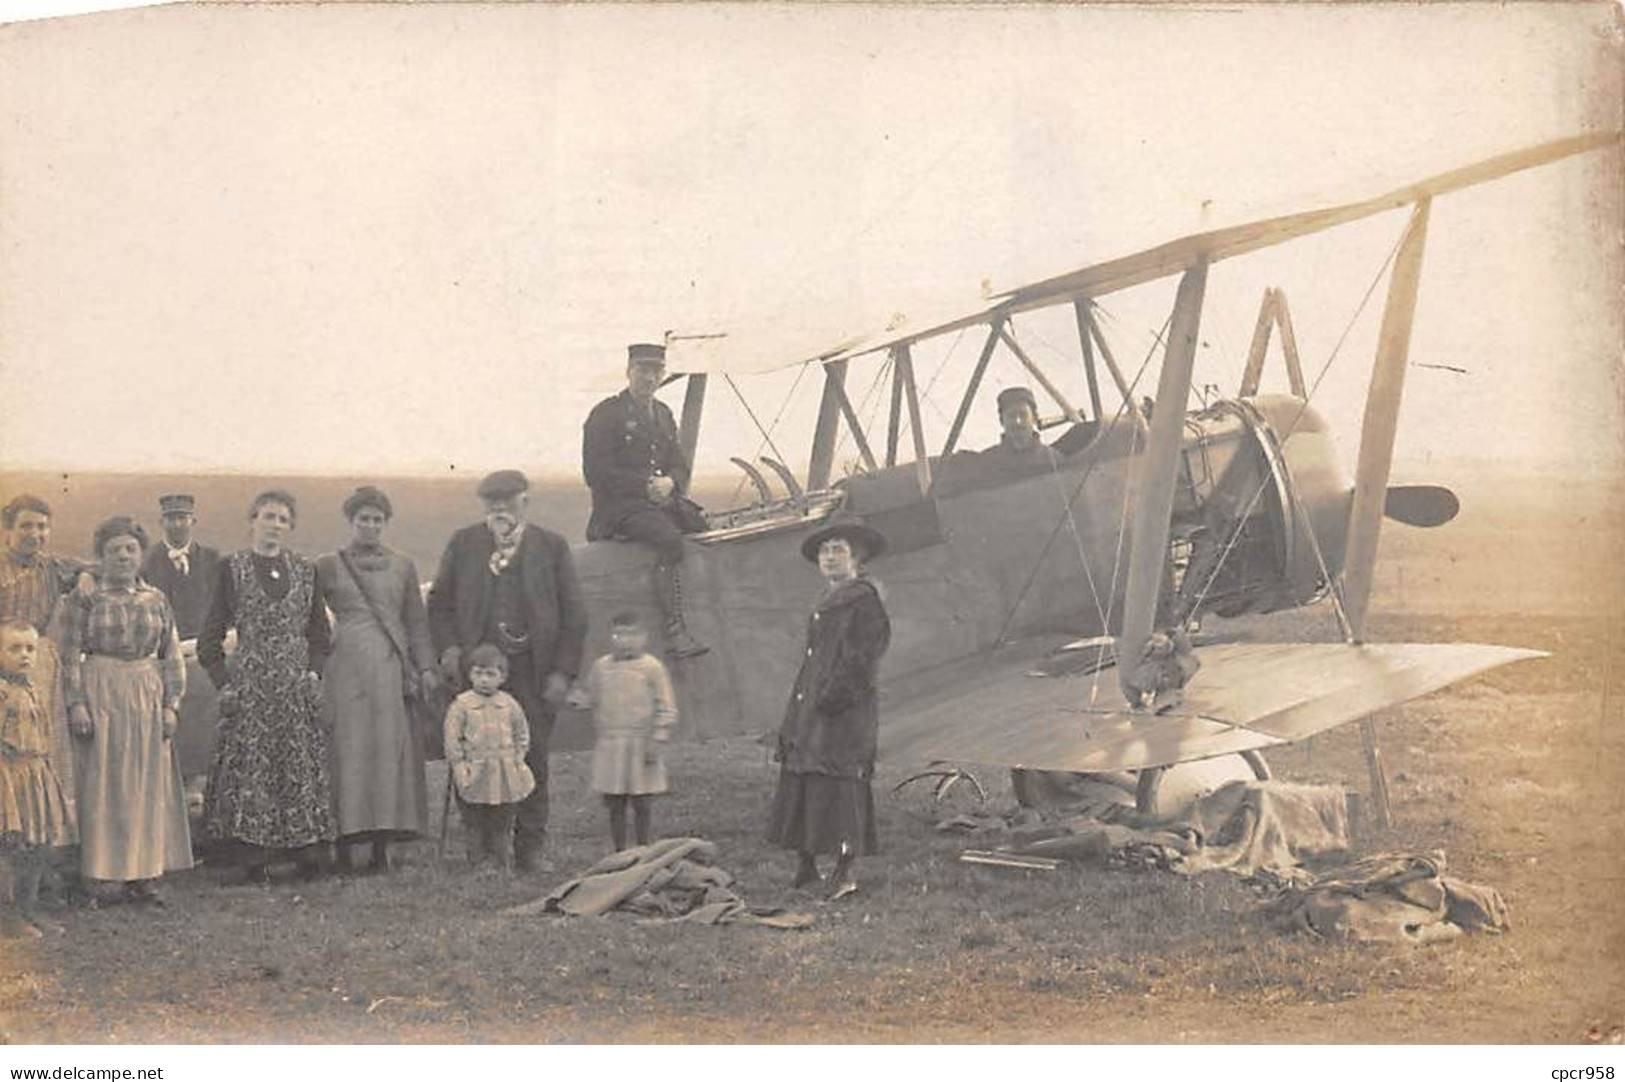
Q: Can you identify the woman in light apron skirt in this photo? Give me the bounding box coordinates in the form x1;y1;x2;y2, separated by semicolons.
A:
62;517;192;906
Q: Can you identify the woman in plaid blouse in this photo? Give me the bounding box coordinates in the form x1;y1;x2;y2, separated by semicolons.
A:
62;517;193;906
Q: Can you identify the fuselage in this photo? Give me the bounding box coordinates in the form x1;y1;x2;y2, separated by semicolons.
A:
555;393;1353;749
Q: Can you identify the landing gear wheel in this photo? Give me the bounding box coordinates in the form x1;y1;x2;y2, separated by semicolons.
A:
1009;768;1138;809
1134;749;1271;815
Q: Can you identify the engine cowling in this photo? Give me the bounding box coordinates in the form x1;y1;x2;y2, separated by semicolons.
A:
1168;394;1351;623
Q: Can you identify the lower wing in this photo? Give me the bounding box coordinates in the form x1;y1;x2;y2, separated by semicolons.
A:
878;640;1544;773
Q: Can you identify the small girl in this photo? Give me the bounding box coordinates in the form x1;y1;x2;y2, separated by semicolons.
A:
442;644;534;872
577;612;677;851
0;621;76;936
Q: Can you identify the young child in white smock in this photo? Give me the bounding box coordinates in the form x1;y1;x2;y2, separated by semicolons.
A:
443;644;535;871
576;612;676;851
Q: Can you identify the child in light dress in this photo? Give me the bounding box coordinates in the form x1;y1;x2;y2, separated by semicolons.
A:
442;644;534;872
576;612;677;851
0;621;76;936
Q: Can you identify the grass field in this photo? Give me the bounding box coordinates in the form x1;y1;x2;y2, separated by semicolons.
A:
0;471;1619;1043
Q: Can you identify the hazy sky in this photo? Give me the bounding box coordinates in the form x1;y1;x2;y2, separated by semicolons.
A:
1;2;1620;481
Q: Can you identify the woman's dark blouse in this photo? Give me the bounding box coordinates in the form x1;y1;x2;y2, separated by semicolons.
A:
197;551;333;688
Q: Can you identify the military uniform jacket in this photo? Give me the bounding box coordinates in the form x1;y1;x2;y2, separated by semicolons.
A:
140;541;220;641
582;389;692;541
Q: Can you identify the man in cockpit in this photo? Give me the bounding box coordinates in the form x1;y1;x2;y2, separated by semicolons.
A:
934;385;1062;497
982;386;1060;476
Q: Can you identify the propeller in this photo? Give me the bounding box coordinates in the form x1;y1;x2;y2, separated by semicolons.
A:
1383;484;1459;528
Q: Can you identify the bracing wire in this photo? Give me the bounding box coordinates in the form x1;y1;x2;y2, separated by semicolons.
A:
724;372;798;499
991;304;1173;659
726;362;811;504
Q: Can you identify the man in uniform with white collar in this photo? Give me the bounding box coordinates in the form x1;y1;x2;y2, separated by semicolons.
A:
140;494;220;641
582;342;709;659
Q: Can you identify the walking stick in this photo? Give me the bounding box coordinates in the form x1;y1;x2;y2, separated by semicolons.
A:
437;765;454;863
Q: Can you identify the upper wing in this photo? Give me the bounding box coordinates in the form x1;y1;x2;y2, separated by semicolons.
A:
663;130;1618;375
878;640;1545;773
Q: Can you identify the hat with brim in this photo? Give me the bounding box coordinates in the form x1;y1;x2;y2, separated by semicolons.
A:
158;494;196;515
800;514;888;563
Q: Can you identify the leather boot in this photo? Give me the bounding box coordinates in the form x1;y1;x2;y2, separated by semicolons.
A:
653;563;709;659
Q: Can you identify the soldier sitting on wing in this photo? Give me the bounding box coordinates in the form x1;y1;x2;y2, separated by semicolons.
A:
582;342;709;660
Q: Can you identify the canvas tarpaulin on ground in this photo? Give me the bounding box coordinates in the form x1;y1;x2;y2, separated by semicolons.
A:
504;836;813;929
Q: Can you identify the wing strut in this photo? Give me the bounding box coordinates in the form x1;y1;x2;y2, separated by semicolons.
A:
1115;261;1209;702
895;344;933;495
1081;310;1150;434
1073;300;1105;422
941;322;1004;456
1240;288;1307;397
1340;197;1433;829
1343;199;1432;640
998;324;1084;424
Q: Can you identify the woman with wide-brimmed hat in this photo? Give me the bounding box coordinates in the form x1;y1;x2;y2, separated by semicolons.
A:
765;514;891;900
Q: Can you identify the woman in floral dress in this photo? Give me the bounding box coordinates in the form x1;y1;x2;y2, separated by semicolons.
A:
198;491;334;882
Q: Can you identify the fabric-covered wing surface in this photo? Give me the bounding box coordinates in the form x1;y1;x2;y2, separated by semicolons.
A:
879;641;1545;773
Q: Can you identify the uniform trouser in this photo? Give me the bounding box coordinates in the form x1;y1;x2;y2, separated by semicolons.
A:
500;649;554;852
615;508;687;567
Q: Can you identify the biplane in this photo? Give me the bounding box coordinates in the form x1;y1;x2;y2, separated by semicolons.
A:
550;129;1617;821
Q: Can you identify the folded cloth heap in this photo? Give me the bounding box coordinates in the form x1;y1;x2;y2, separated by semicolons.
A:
504;836;813;929
1270;850;1510;944
1002;779;1352;888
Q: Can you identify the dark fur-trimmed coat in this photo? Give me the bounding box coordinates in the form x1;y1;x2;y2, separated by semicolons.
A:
776;576;890;779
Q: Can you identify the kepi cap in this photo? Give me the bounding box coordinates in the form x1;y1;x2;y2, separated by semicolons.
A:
627;342;667;367
158;494;196;515
996;386;1038;414
799;512;889;564
476;469;530;500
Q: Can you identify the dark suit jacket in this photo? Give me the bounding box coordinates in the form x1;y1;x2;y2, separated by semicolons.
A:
582;389;691;541
139;541;220;640
426;522;588;683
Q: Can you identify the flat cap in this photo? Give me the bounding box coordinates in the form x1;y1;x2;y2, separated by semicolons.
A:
158;494;196;515
627;342;667;367
996;386;1038;414
476;469;530;500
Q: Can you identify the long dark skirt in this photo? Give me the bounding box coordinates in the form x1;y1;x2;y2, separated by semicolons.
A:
765;768;878;856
